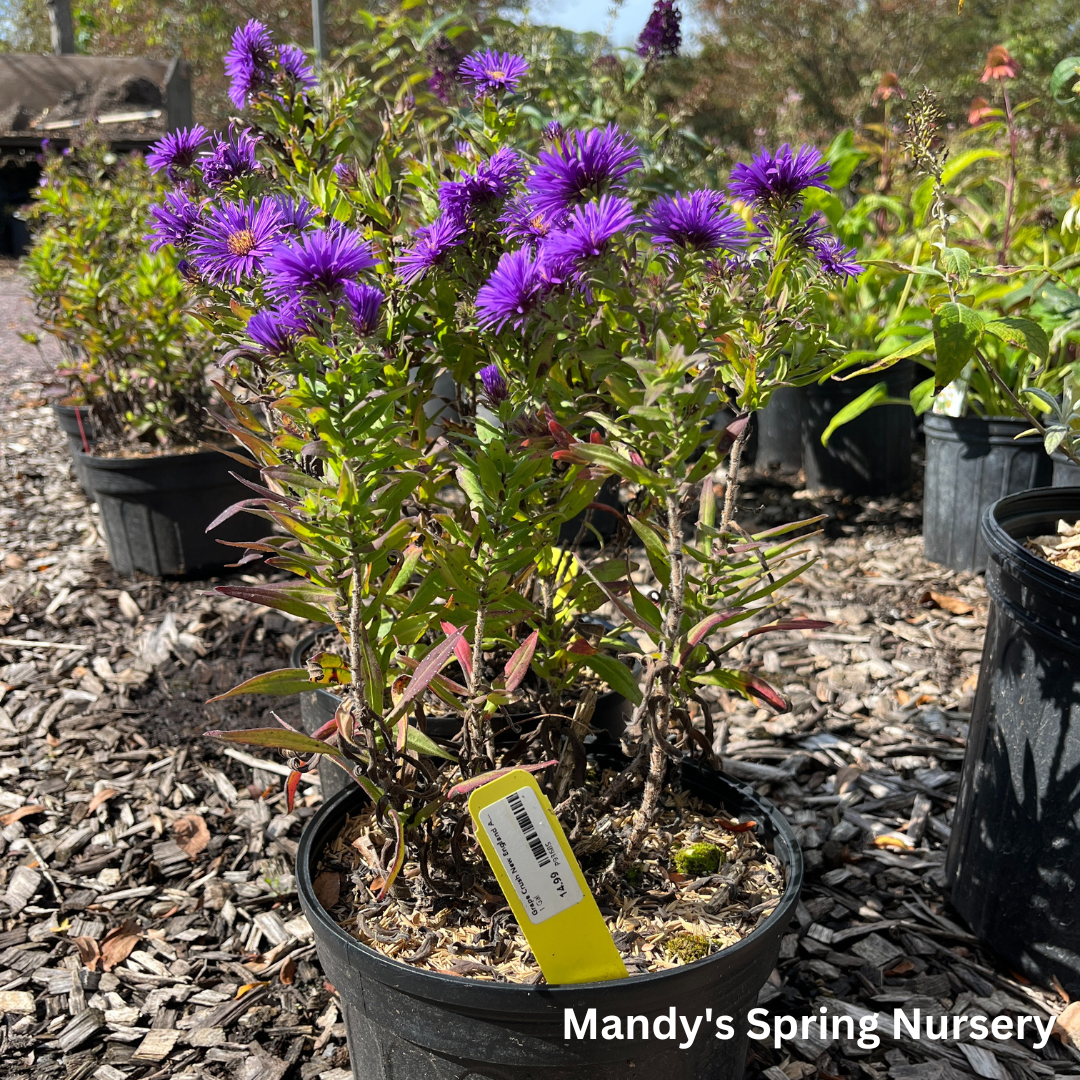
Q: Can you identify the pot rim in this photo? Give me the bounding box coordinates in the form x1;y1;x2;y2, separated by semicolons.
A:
982;487;1080;602
296;763;803;997
74;445;256;468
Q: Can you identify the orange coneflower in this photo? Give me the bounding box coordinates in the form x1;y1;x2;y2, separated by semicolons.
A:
981;45;1020;82
873;71;905;104
968;96;993;125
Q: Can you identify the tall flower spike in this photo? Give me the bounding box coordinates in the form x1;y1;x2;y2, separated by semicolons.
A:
190;199;285;285
146;126;209;179
224;20;276;108
476;248;548;332
264;228;376;297
728;144;831;208
398;215;466;285
637;0;682;60
527;125;642;216
646;190;747;251
458;49;529;98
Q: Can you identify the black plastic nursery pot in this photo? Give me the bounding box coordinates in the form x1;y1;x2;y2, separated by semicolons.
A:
801;363;914;496
946;487;1080;996
51;403;98;494
923;414;1053;573
753;387;804;473
1053;453;1080;487
297;763;803;1080
291;632;635;802
78;447;257;577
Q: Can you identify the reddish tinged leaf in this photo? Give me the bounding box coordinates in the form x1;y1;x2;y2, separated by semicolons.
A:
205;498;278;534
678;608;748;666
447;760;558;798
215;581;336;624
586;575;657;635
725;414;750;441
228;471;301;507
743;619;832;638
207;667;326;702
738;671;790;713
204;728;344;758
502;630;538;692
285;769;302;813
628;449;646;467
398;654;469;696
715;818;757;832
585;501;626;523
589;431;603;443
388;632;464;722
547;415;576;448
567;636;597;656
309;716;339;741
440;621;473;680
552;448;586;464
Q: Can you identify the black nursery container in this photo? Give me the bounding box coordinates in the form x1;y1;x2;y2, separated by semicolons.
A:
1054;454;1080;487
290;633;636;802
801;363;913;495
946;488;1080;996
52;403;97;494
297;765;803;1080
923;414;1053;573
753;387;803;472
78;448;257;577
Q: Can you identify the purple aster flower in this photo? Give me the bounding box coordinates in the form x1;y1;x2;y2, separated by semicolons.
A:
147;189;202;251
543;195;638;271
343;281;384;334
439;148;524;221
277;44;316;89
177;259;200;285
498;194;569;248
146;125;210;179
728;144;831;207
333;160;359;187
637;0;682;59
398;214;466;285
646;190;747;252
224;20;276;108
190;199;285;285
479;364;510;402
527;125;642;216
543;121;565;146
810;235;864;281
200;128;262;188
476;248;548;332
458;49;529;98
264;228;376;296
270;194;317;231
787;211;831;250
247;305;301;355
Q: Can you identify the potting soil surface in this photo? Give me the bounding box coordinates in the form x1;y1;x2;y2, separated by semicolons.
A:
318;785;785;980
2;268;1079;1080
1027;519;1080;574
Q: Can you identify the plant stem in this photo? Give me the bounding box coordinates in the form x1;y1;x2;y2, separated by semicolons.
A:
999;84;1017;266
720;424;750;538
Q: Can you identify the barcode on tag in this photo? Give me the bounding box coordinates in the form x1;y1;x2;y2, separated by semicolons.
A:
477;785;584;925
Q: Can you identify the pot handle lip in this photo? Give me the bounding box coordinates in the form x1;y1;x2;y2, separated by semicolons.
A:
296;769;804;998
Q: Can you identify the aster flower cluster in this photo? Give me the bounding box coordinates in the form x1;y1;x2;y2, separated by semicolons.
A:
224;19;316;110
458;49;529;99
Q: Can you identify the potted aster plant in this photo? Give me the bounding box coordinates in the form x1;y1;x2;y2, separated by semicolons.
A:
23;131;258;577
145;15;863;1077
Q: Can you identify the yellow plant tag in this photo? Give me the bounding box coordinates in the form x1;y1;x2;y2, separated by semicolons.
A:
468;769;627;985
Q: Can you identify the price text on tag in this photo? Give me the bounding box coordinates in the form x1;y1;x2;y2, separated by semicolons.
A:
468;769;628;985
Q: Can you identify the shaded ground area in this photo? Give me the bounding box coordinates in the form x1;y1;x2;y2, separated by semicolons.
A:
0;273;1077;1080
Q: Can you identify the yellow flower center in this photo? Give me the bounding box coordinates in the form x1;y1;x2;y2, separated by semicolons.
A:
227;228;258;256
487;68;506;80
530;214;548;234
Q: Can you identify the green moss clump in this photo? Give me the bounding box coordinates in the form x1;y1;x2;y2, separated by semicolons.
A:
673;842;725;877
624;864;644;887
665;933;712;963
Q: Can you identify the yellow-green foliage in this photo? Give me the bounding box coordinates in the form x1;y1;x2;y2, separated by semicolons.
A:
673;842;725;877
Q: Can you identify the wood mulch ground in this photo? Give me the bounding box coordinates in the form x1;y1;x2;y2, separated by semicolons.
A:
1;266;1078;1080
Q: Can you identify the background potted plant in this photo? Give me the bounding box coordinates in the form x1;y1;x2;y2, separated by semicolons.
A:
141;13;871;1075
22;130;256;577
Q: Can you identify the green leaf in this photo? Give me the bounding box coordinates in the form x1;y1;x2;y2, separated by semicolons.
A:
581;653;642;705
821;382;890;446
567;443;660;488
911;376;936;415
402;726;457;761
982;317;1050;362
207;667;325;702
627;516;671;588
940;148;1001;186
215;581;336;624
941;247;971;288
1051;56;1080;106
204;728;345;758
932;303;984;390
